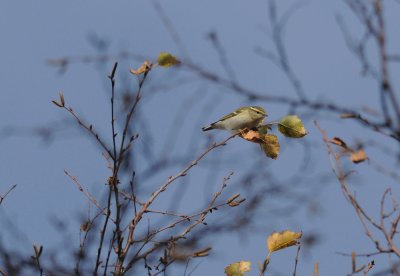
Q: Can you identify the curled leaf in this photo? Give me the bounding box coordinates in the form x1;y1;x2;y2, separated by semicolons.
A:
52;92;65;108
331;137;348;149
59;92;65;106
226;193;241;204
267;230;302;253
261;134;280;159
192;247;212;257
239;129;265;144
331;137;368;164
350;149;368;163
224;261;251;276
340;113;357;119
228;198;246;207
157;52;181;67
130;60;152;75
278;115;307;138
33;244;43;258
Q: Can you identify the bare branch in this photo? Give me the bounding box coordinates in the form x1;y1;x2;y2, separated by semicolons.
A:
0;184;17;205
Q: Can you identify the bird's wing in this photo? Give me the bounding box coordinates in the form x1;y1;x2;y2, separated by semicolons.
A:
218;107;245;122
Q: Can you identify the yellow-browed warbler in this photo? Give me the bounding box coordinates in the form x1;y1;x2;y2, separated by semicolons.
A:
202;106;266;132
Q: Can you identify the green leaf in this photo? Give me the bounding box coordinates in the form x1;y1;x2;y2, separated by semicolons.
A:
261;134;280;159
278;115;307;138
157;52;181;67
224;261;251;276
267;230;302;253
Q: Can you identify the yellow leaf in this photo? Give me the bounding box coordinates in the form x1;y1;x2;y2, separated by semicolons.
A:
278;115;307;138
130;60;152;75
350;149;368;164
224;261;251;276
261;134;280;159
157;52;181;67
267;230;302;253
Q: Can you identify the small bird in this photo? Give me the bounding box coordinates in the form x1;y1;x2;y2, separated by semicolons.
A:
202;106;267;132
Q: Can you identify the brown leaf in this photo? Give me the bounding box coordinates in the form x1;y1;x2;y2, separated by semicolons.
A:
80;221;91;232
226;193;241;204
192;247;212;257
228;198;246;207
330;137;348;149
239;129;265;144
130;60;152;75
350;149;368;164
340;113;357;119
59;92;65;106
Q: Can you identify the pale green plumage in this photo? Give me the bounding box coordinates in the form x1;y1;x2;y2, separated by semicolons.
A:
202;106;267;132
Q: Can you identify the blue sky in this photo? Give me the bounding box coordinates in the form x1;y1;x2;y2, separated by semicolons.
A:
1;1;400;275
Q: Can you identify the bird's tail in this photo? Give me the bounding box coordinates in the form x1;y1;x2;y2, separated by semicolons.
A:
202;125;213;131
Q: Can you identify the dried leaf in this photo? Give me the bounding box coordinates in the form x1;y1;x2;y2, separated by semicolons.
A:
80;221;90;232
278;115;307;138
331;137;368;163
267;230;302;253
228;198;246;207
157;52;181;67
192;247;212;257
239;129;265;144
130;60;152;75
33;244;43;258
59;92;65;106
331;137;348;149
224;261;251;276
340;113;357;119
226;193;241;204
261;134;280;159
350;149;368;163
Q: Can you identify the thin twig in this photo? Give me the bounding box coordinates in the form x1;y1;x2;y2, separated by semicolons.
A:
31;244;43;276
123;171;236;272
94;185;113;274
293;245;301;276
115;136;236;273
61;105;114;160
317;120;400;266
0;184;17;205
64;170;110;219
